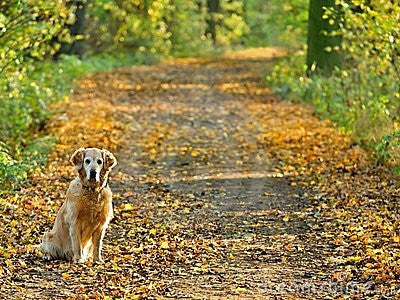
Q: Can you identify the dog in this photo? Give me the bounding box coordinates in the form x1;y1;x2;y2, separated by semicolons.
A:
40;147;117;263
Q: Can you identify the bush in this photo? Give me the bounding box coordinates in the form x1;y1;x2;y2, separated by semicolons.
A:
0;1;72;143
0;1;71;190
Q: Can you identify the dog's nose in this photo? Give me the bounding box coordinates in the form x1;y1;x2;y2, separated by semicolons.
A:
89;170;97;179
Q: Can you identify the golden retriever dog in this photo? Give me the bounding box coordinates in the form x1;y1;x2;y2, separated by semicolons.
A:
40;147;117;263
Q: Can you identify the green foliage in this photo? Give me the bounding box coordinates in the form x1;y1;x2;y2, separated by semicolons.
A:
84;0;212;56
167;1;210;56
244;0;308;48
83;0;263;56
215;0;248;47
86;0;174;55
0;1;71;188
0;137;53;191
375;132;400;166
0;1;72;142
0;1;72;68
267;0;400;164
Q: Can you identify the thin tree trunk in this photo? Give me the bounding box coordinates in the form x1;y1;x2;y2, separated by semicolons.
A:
306;0;342;75
56;0;87;58
68;0;86;57
206;0;220;44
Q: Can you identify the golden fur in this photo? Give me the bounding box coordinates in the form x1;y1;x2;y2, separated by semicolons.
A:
40;147;117;262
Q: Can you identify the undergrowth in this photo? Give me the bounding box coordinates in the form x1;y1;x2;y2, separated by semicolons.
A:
266;0;400;169
266;49;400;169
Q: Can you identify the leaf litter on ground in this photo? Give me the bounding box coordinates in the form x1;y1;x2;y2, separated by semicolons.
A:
0;48;399;298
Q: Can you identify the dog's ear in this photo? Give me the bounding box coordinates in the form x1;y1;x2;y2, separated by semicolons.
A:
102;149;117;171
70;148;86;171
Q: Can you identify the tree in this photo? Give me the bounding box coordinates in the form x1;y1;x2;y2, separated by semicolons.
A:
57;0;87;57
206;0;220;44
69;1;87;56
306;0;342;74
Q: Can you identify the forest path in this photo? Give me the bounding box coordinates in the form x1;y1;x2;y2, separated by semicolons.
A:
2;48;341;299
109;48;333;298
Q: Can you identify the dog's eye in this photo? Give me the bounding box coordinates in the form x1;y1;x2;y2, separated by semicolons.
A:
85;159;90;164
97;159;102;165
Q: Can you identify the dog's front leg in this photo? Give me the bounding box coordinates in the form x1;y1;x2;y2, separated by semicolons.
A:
92;224;107;262
70;223;84;263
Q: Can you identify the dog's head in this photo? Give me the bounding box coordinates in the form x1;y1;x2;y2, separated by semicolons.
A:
70;147;117;188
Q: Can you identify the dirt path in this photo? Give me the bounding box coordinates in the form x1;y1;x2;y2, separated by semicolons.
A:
1;49;347;299
107;49;335;298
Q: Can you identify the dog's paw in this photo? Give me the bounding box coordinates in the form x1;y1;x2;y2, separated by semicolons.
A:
73;257;86;264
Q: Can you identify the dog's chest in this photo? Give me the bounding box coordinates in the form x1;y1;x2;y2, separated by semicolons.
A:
77;193;108;225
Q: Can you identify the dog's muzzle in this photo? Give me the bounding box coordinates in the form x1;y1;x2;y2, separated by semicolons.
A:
89;169;97;181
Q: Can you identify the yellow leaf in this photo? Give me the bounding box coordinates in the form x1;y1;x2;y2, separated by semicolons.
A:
235;287;247;293
19;260;27;268
132;244;143;252
122;203;134;211
347;256;361;263
160;241;169;249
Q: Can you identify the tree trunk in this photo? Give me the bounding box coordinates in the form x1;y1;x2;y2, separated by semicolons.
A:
56;0;87;58
306;0;342;75
206;0;220;44
68;0;86;57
